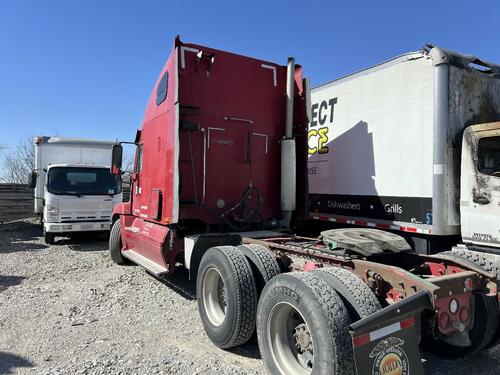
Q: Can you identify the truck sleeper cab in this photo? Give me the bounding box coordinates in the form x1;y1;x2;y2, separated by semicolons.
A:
110;36;308;273
109;38;500;375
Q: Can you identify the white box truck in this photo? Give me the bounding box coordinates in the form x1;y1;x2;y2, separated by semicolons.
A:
308;45;500;254
32;136;122;244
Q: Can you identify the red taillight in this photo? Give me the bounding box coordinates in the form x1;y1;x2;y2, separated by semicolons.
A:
459;307;470;323
439;312;450;329
464;277;473;291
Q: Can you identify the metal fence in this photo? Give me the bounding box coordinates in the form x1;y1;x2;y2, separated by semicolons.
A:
0;183;131;223
0;184;34;222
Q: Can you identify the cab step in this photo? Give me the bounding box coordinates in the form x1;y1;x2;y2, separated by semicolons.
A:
122;250;169;276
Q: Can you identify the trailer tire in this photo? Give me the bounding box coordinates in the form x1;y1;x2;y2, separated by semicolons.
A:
196;246;257;349
257;272;353;375
423;293;499;357
237;244;280;294
44;230;54;245
313;267;382;320
109;220;127;265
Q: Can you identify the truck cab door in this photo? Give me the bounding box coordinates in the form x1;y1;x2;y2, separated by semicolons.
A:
131;144;144;218
460;123;500;247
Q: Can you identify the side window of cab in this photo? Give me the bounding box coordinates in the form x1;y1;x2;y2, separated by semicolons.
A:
135;145;144;174
156;71;169;106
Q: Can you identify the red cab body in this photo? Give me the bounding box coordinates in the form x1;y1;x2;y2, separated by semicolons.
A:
114;37;307;271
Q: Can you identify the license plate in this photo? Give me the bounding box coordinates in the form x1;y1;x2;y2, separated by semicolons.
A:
81;224;93;230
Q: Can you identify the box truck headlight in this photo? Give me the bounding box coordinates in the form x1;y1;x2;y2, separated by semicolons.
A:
47;204;58;213
46;204;59;221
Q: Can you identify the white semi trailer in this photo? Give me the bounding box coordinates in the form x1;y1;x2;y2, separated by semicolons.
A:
32;136;122;244
309;45;500;255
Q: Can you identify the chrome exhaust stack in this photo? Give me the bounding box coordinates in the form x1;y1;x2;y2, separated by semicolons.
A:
280;57;297;228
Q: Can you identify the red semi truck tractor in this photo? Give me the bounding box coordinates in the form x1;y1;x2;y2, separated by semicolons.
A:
109;37;499;375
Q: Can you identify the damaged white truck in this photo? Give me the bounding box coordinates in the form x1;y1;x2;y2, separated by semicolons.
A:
309;45;500;263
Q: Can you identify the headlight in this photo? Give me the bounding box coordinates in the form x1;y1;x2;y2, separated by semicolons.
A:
47;204;59;213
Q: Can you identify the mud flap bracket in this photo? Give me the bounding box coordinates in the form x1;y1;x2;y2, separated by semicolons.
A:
349;290;433;375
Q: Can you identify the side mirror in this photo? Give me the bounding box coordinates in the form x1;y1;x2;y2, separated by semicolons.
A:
28;171;37;189
111;144;123;175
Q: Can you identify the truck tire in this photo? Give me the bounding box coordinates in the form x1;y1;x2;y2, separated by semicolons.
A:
236;244;280;294
257;272;354;375
196;246;257;349
313;267;382;320
423;293;499;357
109;220;127;265
44;230;55;245
448;248;500;279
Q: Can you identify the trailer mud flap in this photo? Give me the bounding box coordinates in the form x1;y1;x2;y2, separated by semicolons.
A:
349;290;433;375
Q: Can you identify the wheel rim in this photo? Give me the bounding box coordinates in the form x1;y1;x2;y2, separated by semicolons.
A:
268;302;314;375
202;267;227;326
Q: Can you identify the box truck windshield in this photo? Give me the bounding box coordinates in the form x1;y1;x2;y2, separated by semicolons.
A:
47;167;121;196
478;136;500;176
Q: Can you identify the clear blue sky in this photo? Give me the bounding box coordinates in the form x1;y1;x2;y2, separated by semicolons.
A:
1;0;499;149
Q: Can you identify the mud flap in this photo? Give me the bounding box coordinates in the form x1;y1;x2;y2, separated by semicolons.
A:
349;290;433;375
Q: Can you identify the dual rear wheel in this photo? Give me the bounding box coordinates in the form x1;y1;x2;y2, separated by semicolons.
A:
196;245;381;374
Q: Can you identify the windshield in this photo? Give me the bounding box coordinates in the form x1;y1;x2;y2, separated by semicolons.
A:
478;136;500;176
47;167;122;196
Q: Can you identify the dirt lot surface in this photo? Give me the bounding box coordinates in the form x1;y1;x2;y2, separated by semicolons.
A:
1;218;500;374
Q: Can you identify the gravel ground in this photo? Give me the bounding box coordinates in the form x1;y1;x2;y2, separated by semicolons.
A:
1;218;500;374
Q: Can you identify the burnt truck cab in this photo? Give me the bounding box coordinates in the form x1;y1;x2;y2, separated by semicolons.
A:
461;122;500;249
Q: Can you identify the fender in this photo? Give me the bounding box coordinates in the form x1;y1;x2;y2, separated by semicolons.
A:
113;202;132;218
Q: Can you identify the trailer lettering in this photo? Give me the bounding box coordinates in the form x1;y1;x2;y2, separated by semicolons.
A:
311;103;319;127
308;127;329;155
308;166;318;175
328;98;337;122
319;101;328;125
328;200;361;210
310;97;337;127
385;204;403;214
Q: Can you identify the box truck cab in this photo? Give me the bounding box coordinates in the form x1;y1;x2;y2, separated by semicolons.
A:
33;136;122;244
309;46;500;254
461;122;500;248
